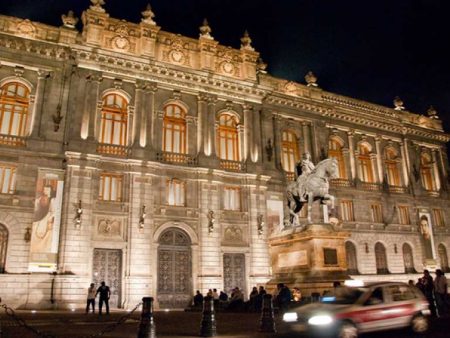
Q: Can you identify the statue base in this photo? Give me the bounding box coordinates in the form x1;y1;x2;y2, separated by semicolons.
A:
266;223;350;297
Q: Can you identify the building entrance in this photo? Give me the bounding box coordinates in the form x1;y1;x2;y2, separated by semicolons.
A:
92;248;122;307
157;228;192;309
223;253;246;294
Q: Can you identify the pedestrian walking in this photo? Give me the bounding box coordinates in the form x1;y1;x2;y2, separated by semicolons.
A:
434;269;448;316
85;283;96;314
96;281;111;315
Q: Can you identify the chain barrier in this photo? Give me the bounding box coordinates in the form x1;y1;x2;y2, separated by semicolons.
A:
84;302;142;338
0;301;143;338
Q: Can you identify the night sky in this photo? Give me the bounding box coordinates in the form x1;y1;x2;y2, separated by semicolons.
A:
1;0;450;133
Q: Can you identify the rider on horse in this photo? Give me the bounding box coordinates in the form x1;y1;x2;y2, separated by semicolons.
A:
295;152;315;202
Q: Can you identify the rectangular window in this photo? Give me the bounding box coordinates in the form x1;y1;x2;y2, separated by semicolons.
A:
0;165;16;194
224;186;241;211
371;204;383;223
166;179;185;206
397;206;410;225
99;173;122;201
340;200;354;221
433;209;445;227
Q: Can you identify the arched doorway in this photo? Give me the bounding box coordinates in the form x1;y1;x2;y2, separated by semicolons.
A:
438;244;450;272
345;241;359;274
157;227;192;309
402;243;416;273
0;224;8;273
375;242;389;274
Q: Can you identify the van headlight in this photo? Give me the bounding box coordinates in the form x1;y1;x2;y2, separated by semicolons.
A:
283;312;298;322
308;314;333;326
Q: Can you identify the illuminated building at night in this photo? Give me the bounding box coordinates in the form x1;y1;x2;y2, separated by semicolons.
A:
0;2;449;309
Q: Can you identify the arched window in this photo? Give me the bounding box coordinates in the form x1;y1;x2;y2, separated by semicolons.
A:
281;130;300;173
358;143;374;183
329;138;346;179
99;93;128;146
0;224;8;273
345;241;359;274
402;243;415;273
438;244;450;273
385;148;401;186
163;103;186;154
420;153;435;191
217;113;239;161
375;242;389;274
0;81;30;137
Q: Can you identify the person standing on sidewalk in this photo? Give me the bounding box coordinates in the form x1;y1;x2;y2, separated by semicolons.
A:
85;283;96;314
434;269;448;316
96;281;111;315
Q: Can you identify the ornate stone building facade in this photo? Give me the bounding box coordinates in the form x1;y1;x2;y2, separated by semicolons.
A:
0;2;449;309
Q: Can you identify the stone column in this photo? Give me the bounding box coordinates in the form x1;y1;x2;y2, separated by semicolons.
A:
432;149;441;191
302;122;310;155
197;93;208;155
273;115;282;170
134;81;144;147
243;103;253;162
206;96;217;156
375;136;383;183
146;83;157;149
252;109;262;163
87;74;102;141
80;76;92;140
400;139;409;186
30;70;49;138
347;130;356;179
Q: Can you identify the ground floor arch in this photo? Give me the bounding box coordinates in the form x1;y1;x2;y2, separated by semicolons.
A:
157;227;192;309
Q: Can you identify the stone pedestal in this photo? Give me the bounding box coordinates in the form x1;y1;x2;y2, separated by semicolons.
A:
267;223;350;296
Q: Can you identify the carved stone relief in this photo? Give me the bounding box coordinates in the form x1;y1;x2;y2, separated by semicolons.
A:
95;217;124;239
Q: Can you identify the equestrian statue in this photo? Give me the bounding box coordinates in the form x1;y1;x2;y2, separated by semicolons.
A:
286;152;338;226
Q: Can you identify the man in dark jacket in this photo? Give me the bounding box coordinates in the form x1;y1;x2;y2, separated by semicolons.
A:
96;281;111;315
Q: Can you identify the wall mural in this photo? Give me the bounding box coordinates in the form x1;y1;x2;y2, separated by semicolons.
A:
28;169;64;272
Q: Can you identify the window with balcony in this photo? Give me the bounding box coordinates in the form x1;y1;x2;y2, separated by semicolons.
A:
385;147;401;186
375;242;389;274
340;200;354;221
223;186;241;211
0;81;30;138
217;113;239;161
99;173;123;202
433;209;445;227
99;93;128;146
163;103;186;154
358;143;374;183
397;205;410;225
328;137;346;179
402;243;415;273
371;203;383;223
281;130;300;173
0;165;16;194
420;153;436;191
166;178;185;206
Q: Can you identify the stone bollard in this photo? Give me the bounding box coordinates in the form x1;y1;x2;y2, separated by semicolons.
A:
137;297;156;338
259;294;276;333
199;296;217;337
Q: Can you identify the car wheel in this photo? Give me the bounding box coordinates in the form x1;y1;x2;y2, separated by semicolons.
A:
338;322;358;338
411;314;429;334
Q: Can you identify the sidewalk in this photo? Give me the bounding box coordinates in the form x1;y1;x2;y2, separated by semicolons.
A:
0;309;282;338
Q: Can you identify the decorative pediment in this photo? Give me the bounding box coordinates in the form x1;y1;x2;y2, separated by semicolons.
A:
16;19;36;38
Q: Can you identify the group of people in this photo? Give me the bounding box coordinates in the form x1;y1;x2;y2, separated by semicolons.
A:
85;281;111;315
192;286;268;312
410;269;448;317
192;283;305;313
